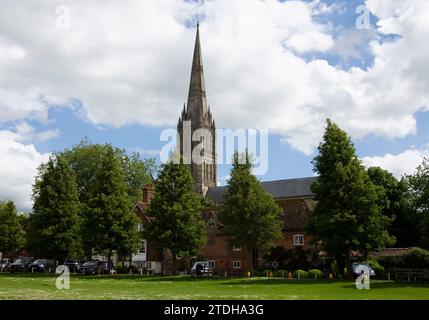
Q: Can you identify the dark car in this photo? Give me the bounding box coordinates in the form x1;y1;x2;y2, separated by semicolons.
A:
191;261;214;278
9;258;34;273
80;261;114;275
28;259;56;273
63;259;82;273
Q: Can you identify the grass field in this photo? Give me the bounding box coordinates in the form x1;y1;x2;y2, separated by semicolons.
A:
0;274;429;300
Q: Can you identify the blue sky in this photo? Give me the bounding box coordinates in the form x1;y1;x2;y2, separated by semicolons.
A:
1;0;429;210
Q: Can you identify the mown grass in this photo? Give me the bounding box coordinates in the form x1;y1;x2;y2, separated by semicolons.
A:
0;273;428;300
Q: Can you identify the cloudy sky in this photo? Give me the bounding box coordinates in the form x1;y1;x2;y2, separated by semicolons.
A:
1;0;429;211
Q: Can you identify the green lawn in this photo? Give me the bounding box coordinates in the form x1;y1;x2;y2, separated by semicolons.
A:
0;274;428;300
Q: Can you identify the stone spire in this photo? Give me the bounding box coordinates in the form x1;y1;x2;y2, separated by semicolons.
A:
177;23;217;196
187;22;208;124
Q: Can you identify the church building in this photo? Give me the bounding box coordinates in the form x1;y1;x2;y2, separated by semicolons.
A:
132;25;317;275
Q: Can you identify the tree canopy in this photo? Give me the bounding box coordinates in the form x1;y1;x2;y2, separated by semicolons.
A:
144;156;207;274
307;119;394;274
0;201;25;255
28;155;82;261
219;151;283;269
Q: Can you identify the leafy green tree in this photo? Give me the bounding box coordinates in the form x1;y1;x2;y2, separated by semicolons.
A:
61;139;154;258
407;157;429;248
368;167;420;247
0;201;25;256
307;119;394;275
84;145;140;265
62;138;155;207
219;151;283;269
144;156;207;274
28;155;82;261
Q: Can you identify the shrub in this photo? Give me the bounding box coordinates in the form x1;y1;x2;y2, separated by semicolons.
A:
330;260;339;275
368;259;385;279
274;269;288;278
293;269;307;279
308;269;323;279
262;269;274;277
376;248;429;269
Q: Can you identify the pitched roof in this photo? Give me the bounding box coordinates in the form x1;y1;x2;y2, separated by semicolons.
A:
206;177;317;203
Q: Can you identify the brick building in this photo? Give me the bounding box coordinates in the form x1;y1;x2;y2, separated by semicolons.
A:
132;25;317;275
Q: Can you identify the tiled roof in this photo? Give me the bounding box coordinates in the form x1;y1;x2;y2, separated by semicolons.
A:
206;177;317;203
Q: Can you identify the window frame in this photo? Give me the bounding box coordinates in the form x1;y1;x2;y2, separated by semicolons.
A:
293;234;304;246
232;260;241;269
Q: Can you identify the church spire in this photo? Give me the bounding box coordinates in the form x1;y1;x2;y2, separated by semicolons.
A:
187;23;207;122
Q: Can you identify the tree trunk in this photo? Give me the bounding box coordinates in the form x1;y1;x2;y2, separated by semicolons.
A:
252;248;258;270
344;250;352;278
172;252;177;275
107;251;112;274
335;253;345;276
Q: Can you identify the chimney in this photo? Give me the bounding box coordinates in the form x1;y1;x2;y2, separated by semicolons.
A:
142;183;155;205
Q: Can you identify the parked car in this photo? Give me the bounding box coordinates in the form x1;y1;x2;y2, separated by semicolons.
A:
80;261;115;275
9;258;34;273
28;259;56;273
0;258;13;272
352;262;376;278
191;261;214;278
63;259;82;273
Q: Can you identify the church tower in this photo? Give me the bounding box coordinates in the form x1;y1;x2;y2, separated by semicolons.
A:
177;24;217;196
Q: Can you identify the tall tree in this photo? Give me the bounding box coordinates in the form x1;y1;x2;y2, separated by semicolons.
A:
84;145;140;265
61;139;154;257
144;156;207;275
219;151;283;269
407;157;429;248
28;155;82;261
307;119;394;275
0;201;25;257
368;167;419;247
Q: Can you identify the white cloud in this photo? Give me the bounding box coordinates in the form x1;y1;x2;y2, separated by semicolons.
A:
362;146;429;178
0;0;428;158
0;130;50;211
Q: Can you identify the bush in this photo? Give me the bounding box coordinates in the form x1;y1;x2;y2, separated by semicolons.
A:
308;269;323;279
274;269;288;278
293;269;307;279
116;265;138;274
376;248;429;269
330;260;339;275
368;259;385;279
